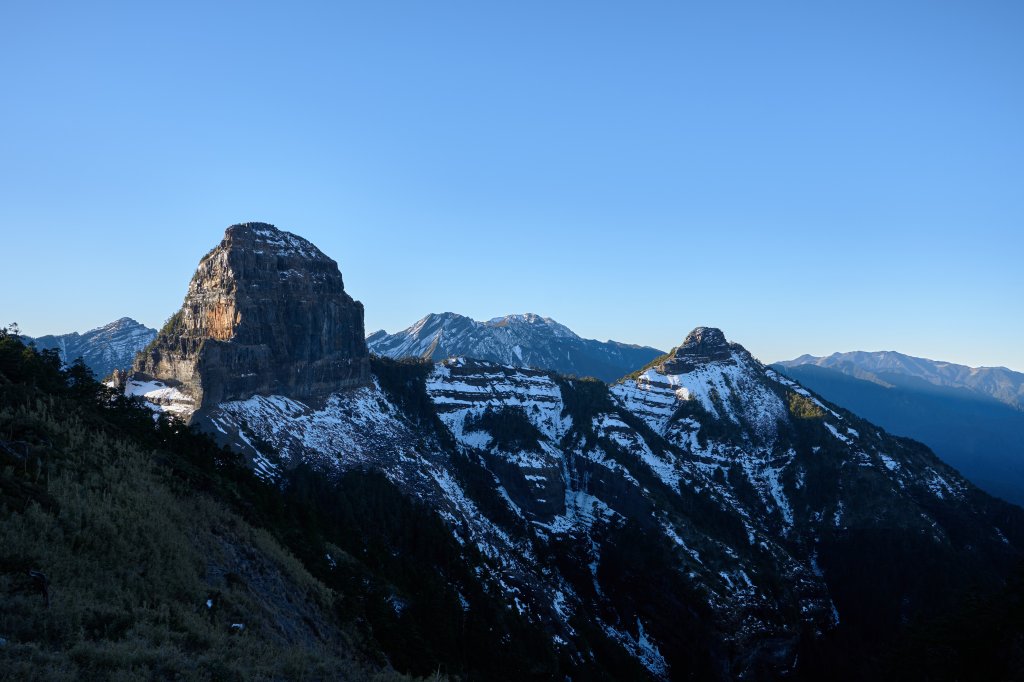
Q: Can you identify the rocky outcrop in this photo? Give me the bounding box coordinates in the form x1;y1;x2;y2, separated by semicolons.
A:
658;326;738;373
131;222;369;413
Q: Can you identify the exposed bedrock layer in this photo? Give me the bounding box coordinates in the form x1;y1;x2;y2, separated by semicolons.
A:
131;222;369;412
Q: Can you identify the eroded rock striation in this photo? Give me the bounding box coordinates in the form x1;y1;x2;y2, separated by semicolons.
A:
131;222;369;413
199;326;1024;678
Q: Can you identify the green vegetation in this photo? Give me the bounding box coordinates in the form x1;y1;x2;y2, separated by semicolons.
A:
464;407;543;452
369;356;439;433
157;310;185;338
553;375;616;449
7;327;1022;681
618;350;674;384
0;329;400;680
0;331;561;680
886;566;1024;681
137;311;185;358
596;520;725;678
788;391;825;419
274;468;558;679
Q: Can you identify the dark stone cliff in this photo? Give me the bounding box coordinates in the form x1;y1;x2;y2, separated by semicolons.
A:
131;222;370;411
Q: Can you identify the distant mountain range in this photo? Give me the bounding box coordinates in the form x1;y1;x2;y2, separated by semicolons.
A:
30;312;1024;507
778;350;1019;409
776;352;1024;505
23;317;156;379
367;312;664;382
779;350;1024;410
25;315;1024;508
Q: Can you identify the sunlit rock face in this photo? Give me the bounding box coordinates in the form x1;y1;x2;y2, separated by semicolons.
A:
131;222;369;413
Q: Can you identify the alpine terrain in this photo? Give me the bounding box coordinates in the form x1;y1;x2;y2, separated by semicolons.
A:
778;351;1024;410
367;312;664;383
92;222;1024;680
22;317;156;379
775;353;1024;505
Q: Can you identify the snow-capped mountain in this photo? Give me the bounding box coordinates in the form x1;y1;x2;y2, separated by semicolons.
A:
197;328;1024;679
778;350;1024;410
367;312;663;382
117;223;1024;679
25;317;156;379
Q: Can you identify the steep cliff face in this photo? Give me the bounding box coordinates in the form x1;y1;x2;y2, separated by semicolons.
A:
131;223;369;412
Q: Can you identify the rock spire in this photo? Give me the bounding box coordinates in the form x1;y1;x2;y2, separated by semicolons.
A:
131;222;370;413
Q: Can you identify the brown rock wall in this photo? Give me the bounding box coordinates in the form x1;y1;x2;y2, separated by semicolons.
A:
132;222;370;412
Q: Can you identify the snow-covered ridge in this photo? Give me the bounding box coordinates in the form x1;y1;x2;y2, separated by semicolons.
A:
611;329;973;549
80;217;1022;679
252;230;325;262
369;312;663;383
613;349;787;439
228;222;327;262
420;354;840;667
427;359;572;444
24;317;157;379
486;313;576;338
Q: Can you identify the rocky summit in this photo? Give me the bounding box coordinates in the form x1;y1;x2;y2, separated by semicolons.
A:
657;326;736;372
128;223;369;414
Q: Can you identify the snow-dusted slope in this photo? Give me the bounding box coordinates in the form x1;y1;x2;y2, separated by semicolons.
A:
177;327;1024;679
199;373;568;651
611;329;975;536
101;222;1024;679
367;312;663;383
122;376;196;417
25;317;156;379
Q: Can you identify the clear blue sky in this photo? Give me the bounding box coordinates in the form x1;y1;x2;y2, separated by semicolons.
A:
2;1;1022;370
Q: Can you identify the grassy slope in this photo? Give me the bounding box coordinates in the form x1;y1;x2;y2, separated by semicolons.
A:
0;335;408;681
